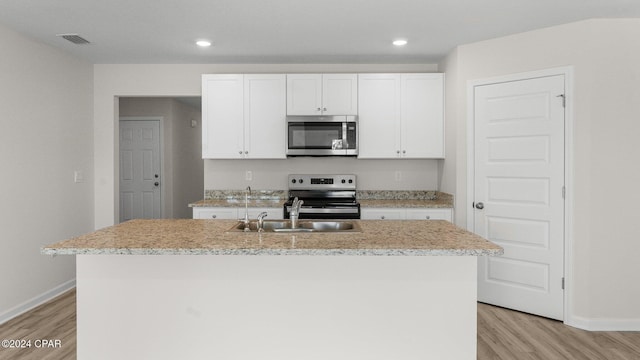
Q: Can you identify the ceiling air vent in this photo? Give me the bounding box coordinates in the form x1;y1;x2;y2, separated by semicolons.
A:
56;33;91;45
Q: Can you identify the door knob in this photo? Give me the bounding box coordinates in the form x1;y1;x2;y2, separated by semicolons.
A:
475;202;484;210
154;182;160;187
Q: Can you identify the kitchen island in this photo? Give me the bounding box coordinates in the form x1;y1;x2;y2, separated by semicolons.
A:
43;219;502;360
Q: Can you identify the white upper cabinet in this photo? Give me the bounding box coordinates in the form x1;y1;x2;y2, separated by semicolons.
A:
357;74;402;158
202;74;244;158
358;73;444;159
286;74;358;115
202;74;286;159
401;73;444;158
243;74;287;159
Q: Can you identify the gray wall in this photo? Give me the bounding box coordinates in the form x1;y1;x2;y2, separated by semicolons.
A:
0;23;93;321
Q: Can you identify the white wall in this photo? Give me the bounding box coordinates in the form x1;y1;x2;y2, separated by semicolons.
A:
440;19;640;329
204;159;439;191
0;23;93;322
119;98;204;219
94;64;438;228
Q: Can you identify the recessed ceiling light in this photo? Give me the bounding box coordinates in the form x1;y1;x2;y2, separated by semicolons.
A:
196;40;211;47
393;39;408;46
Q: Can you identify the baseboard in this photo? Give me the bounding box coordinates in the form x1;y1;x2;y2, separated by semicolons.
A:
0;279;76;325
566;314;640;331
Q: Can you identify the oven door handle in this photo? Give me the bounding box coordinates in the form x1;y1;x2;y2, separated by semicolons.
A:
290;207;360;214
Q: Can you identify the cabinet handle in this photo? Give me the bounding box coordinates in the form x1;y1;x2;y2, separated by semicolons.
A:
317;107;322;111
238;151;243;155
323;107;327;111
396;150;400;154
381;216;385;220
425;216;431;220
402;150;406;154
244;151;248;154
211;215;217;219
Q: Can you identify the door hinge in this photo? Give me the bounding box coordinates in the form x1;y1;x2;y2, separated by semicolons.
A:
562;277;565;290
557;94;566;108
562;186;566;199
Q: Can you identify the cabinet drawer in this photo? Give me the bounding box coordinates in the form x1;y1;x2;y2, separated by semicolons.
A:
360;208;404;220
404;209;452;221
192;208;238;219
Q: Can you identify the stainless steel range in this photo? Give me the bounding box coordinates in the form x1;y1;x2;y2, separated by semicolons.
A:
283;174;360;219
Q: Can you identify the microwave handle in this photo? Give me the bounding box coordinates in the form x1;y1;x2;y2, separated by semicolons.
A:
342;122;348;149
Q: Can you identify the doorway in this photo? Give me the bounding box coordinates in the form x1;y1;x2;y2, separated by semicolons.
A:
468;68;572;321
117;97;204;221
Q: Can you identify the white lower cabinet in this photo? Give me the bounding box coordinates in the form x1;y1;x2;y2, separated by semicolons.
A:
361;208;452;222
193;207;282;220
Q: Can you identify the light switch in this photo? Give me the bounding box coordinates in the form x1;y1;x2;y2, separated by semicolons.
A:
246;170;252;181
74;170;84;183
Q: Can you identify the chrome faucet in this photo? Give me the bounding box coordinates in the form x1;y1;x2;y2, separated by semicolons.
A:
289;197;304;229
242;186;251;231
256;211;268;232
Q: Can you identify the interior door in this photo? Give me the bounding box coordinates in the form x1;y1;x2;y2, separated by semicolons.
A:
119;120;161;222
474;75;565;320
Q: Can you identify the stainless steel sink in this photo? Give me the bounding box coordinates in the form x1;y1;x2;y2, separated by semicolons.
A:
227;220;361;233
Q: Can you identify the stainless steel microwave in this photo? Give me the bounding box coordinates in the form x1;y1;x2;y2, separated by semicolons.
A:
286;116;358;156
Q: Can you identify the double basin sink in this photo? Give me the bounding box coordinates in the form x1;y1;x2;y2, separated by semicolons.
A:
228;220;361;233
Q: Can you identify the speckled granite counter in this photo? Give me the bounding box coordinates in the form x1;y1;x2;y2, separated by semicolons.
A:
189;199;286;208
42;218;501;256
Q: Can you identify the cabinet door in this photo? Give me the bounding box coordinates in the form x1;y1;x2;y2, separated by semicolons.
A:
246;207;284;219
401;73;444;158
360;208;405;220
193;207;238;219
287;74;322;115
404;209;452;222
202;75;244;158
357;74;401;158
244;75;286;159
322;74;358;115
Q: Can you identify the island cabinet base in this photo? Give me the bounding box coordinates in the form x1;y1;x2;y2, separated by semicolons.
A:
77;255;477;360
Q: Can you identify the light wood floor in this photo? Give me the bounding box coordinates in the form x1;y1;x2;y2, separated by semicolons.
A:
1;289;639;360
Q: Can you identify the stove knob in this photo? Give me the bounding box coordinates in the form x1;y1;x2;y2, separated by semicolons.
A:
348;179;353;184
341;179;346;184
291;179;296;184
299;178;304;184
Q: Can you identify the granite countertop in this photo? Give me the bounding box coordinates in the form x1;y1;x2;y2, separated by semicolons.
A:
189;199;286;208
42;219;502;257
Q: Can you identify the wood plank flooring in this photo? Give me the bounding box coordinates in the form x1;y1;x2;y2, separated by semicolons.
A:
0;289;76;360
1;289;639;359
478;302;640;359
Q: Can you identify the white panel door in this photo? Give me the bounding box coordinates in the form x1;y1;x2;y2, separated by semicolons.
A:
244;74;286;159
119;120;161;222
202;74;244;158
357;74;401;158
401;73;444;158
474;75;565;320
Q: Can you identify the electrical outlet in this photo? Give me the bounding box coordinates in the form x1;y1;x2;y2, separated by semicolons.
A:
245;170;252;181
395;171;401;182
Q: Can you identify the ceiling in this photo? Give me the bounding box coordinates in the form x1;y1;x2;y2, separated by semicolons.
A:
1;0;639;64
